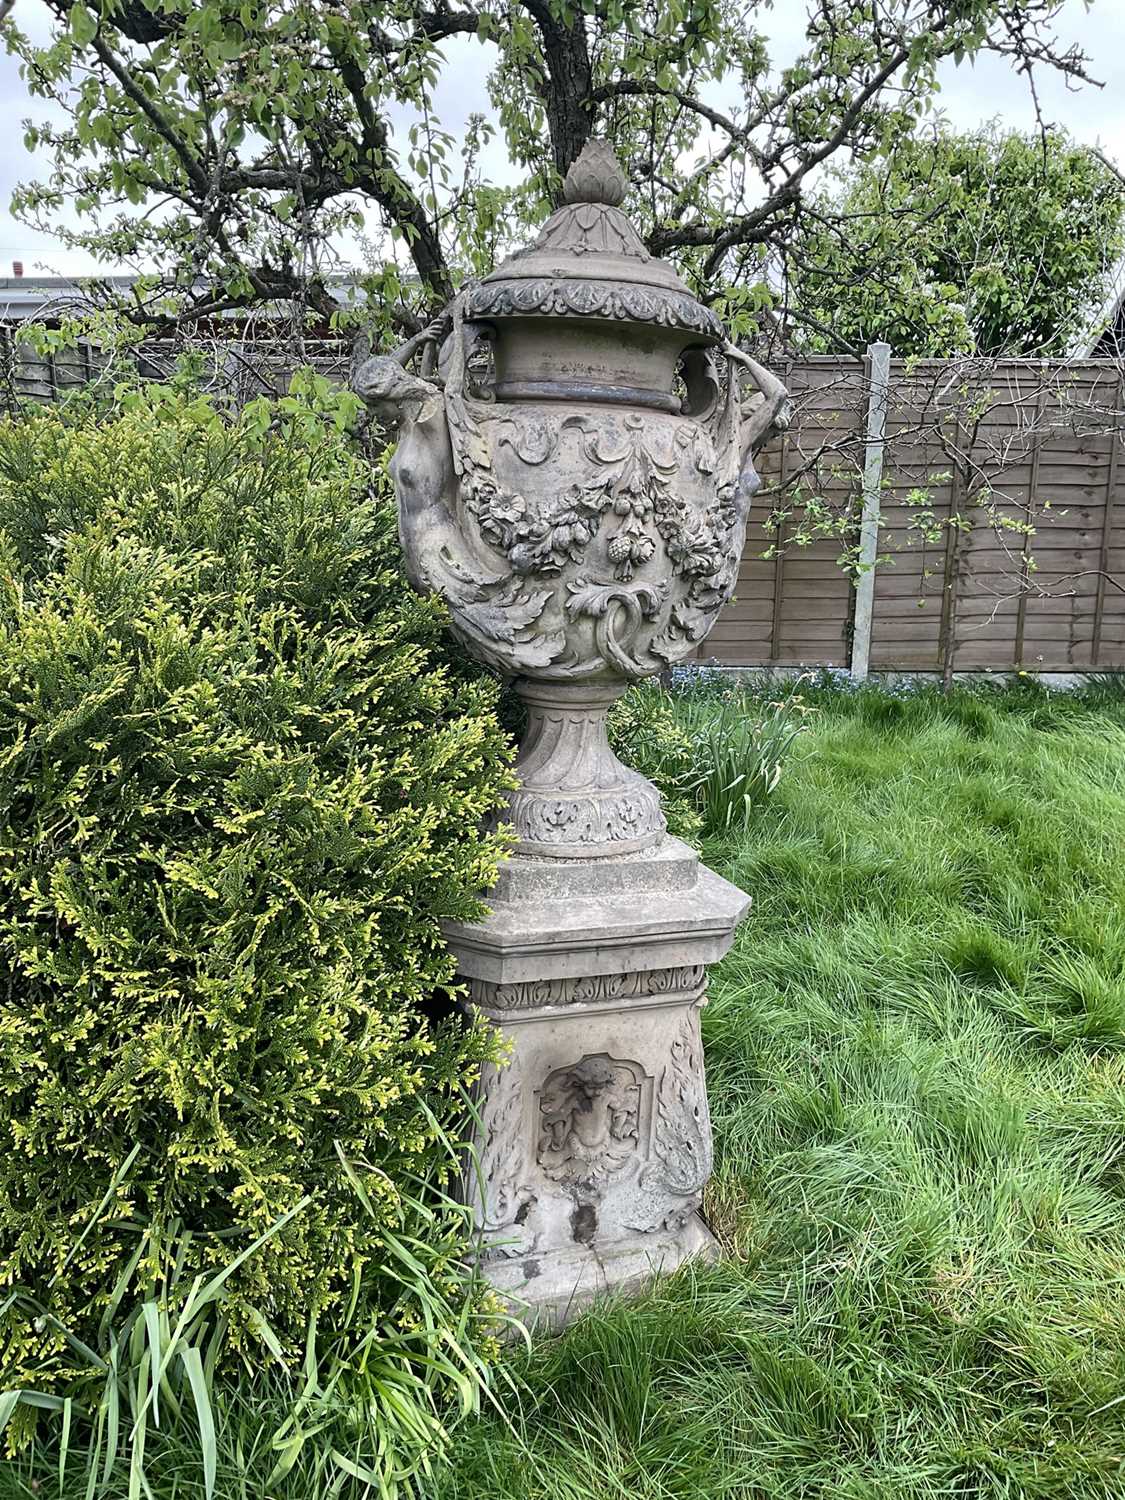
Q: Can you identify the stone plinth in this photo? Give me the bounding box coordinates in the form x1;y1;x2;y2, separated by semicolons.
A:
443;837;748;1327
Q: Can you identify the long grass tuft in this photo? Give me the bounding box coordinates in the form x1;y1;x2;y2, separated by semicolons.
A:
1;1113;509;1499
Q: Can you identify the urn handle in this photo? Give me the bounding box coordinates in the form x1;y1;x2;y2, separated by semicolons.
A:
442;301;499;477
350;302;485;606
350;309;454;425
724;343;792;457
678;347;721;421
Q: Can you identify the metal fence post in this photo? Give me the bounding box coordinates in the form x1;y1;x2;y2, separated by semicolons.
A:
850;341;891;680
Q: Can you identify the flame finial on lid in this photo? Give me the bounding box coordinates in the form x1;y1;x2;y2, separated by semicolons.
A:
563;139;627;207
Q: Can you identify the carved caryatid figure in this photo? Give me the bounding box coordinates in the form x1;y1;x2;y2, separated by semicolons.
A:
353;139;788;859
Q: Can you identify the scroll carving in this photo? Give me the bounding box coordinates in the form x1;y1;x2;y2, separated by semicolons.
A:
442;397;748;680
470;965;707;1013
352;137;787;857
643;1009;713;1199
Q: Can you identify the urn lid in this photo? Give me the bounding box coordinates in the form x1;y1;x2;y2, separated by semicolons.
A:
465;140;724;344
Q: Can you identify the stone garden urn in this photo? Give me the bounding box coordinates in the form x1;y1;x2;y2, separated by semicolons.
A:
354;140;788;1324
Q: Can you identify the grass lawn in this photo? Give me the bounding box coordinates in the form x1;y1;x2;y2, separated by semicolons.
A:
437;682;1125;1500
4;681;1125;1500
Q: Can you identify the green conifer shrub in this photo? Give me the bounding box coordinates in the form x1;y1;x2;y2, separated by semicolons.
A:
0;380;513;1416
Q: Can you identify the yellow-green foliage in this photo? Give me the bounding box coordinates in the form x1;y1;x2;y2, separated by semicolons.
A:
0;385;513;1399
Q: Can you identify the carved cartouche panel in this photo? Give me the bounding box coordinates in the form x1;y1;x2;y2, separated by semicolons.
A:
537;1054;649;1189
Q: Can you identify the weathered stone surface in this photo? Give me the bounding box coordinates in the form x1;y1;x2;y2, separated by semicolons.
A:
502;680;666;859
352;139;785;1326
442;838;750;985
445;836;744;1323
488;832;700;904
352;140;787;861
485;1213;719;1331
460;927;722;1314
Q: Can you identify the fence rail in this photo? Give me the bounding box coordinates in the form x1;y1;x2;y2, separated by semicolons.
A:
4;329;1123;675
702;353;1125;675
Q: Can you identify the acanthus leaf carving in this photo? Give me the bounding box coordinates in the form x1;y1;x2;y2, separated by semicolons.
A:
505;782;663;851
465;278;726;341
643;1008;713;1199
470;965;707;1013
470;1063;537;1258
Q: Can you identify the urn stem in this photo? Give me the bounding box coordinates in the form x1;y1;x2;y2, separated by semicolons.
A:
506;679;665;859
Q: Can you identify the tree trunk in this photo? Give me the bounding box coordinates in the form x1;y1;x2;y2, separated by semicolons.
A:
527;5;594;197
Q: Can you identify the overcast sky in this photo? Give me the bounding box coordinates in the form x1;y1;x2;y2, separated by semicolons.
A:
1;0;1123;277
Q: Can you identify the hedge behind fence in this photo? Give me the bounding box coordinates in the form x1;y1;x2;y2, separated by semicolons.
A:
0;382;513;1408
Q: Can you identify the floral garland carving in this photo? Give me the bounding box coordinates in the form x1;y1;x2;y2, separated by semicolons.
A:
452;406;737;591
442;374;747;676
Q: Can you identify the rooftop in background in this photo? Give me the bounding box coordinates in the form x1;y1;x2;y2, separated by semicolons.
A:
6;267;1125;361
0;271;371;326
1084;265;1125;359
0;274;148;321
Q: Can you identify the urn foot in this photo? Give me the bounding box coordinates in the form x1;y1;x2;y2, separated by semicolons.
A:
505;678;665;859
